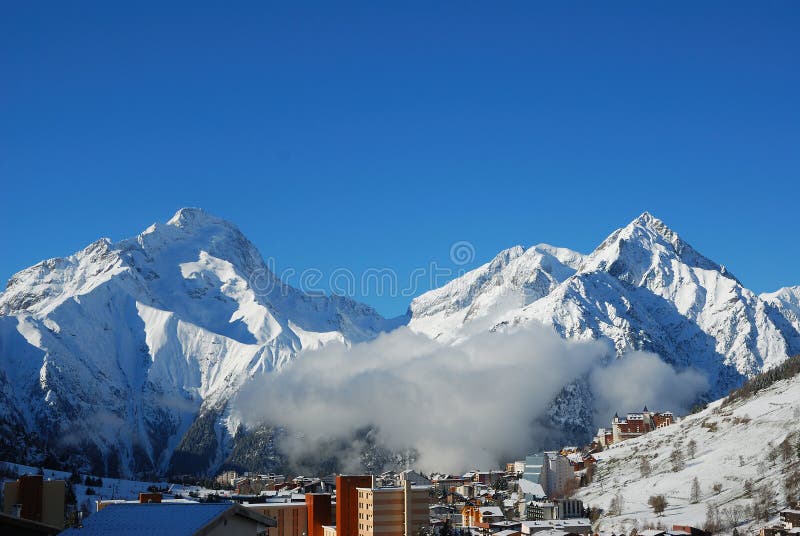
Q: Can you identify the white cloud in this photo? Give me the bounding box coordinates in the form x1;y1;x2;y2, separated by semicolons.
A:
234;325;709;473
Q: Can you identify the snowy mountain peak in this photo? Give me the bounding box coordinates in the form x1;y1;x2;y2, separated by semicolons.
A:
166;207;230;230
0;209;401;477
408;243;585;341
579;212;731;285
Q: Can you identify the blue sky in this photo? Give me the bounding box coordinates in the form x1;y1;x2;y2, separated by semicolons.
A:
1;2;798;317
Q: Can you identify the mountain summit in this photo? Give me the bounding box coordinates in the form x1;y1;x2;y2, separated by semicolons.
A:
0;209;399;476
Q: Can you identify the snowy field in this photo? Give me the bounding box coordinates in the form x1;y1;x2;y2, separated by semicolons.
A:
0;461;221;514
576;372;800;534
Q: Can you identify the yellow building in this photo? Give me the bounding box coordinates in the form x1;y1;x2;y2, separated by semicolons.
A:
356;480;429;536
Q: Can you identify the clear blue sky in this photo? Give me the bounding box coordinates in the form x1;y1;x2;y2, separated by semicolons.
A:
1;2;798;317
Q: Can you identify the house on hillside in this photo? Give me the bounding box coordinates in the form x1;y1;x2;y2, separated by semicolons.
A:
594;407;675;446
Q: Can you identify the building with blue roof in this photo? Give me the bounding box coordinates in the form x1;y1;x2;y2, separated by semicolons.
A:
60;502;276;536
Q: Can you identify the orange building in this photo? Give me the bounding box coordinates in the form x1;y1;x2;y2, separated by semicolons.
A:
462;505;505;528
337;475;372;536
308;493;332;536
246;502;307;536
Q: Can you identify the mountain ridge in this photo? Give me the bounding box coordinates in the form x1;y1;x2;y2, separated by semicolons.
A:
0;209;798;477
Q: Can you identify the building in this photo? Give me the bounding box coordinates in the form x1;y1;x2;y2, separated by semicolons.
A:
399;471;431;487
216;470;239;487
430;475;467;495
0;512;62;536
60;503;276;536
462;505;505;527
525;501;557;521
611;408;675;444
356;480;429;536
522;452;573;497
523;454;544;484
307;494;332;536
541;453;572;497
245;501;308;536
337;475;373;536
671;526;710;536
96;493;199;512
556;499;583;519
525;498;583;522
781;510;800;529
592;428;614;448
2;474;66;529
520;519;591;536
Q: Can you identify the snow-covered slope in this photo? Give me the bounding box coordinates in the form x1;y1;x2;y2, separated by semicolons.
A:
576;368;800;533
409;244;584;343
0;208;402;477
410;212;800;398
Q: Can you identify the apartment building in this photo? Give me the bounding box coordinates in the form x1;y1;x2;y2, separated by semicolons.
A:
356;480;429;536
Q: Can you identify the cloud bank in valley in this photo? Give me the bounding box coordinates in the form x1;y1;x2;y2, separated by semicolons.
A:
234;324;708;474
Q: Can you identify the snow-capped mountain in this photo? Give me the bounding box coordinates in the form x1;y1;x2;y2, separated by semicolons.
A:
410;212;800;398
1;209;797;478
0;208;401;477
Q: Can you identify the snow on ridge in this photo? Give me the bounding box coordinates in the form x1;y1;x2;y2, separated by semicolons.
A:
408;243;585;341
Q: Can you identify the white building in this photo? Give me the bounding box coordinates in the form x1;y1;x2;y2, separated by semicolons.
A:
541;452;572;498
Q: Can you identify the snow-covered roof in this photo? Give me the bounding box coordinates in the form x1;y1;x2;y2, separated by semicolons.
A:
532;531;572;536
479;506;504;517
521;520;591;528
60;503;275;536
517;478;545;498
